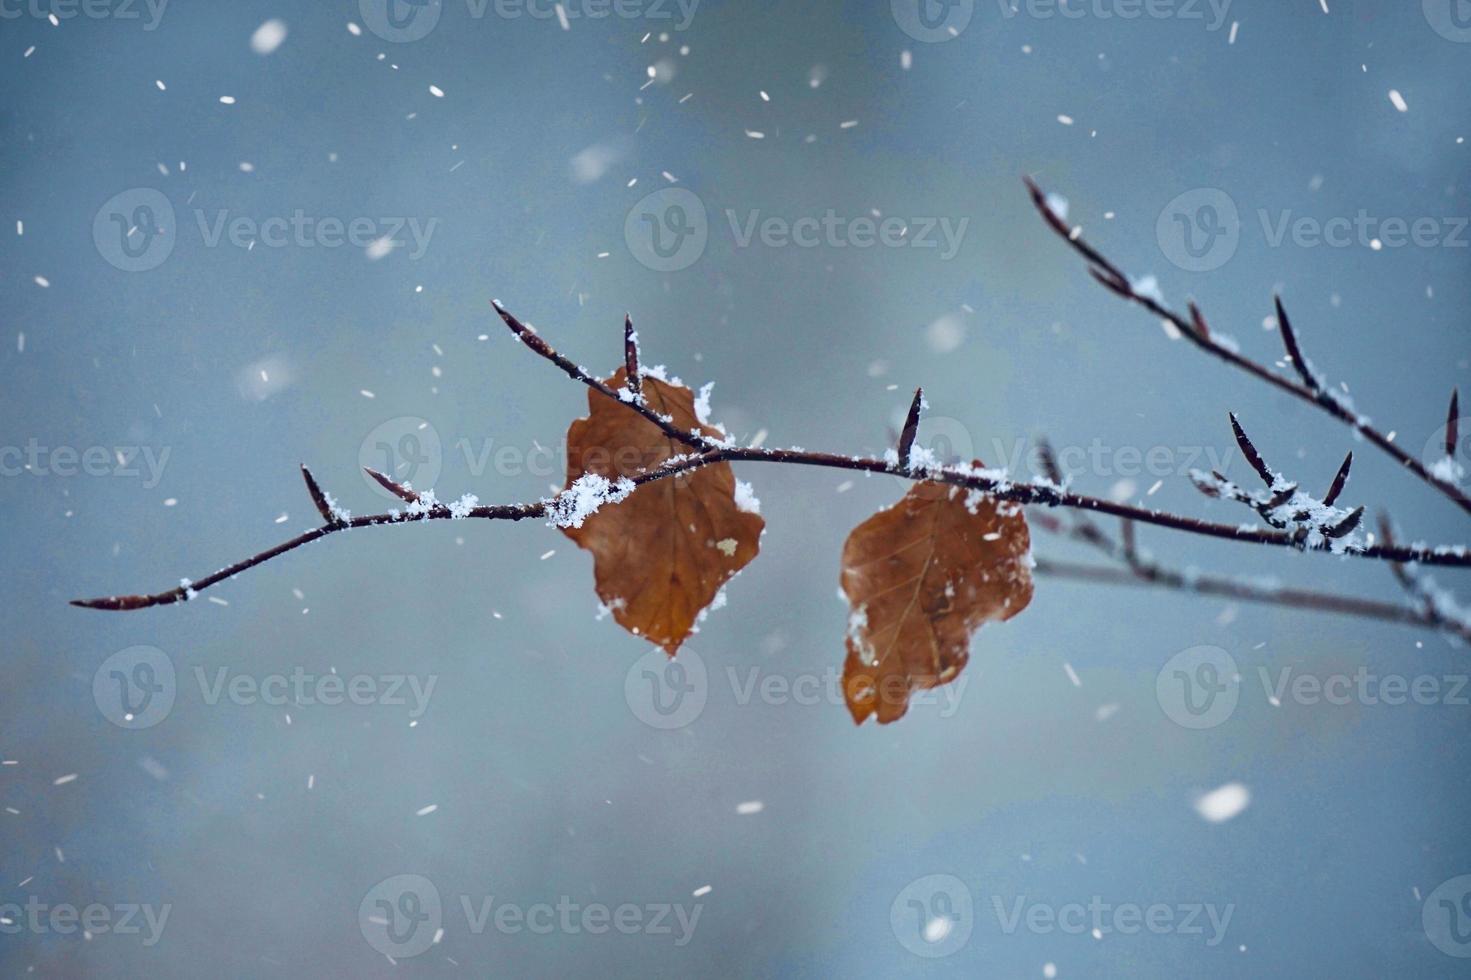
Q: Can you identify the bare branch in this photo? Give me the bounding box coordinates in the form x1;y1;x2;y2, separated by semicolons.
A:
1026;178;1471;516
1037;504;1469;642
74;315;1471;613
1034;558;1471;643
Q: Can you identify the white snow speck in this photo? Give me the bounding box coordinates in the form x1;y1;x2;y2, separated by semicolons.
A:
250;19;288;55
1195;782;1251;823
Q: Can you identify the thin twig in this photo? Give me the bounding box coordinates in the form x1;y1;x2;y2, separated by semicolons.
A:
1031;441;1468;642
492;301;705;450
1033;558;1470;643
1024;178;1471;517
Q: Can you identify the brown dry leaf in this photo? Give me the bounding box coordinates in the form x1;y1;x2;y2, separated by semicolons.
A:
840;475;1033;725
562;368;764;655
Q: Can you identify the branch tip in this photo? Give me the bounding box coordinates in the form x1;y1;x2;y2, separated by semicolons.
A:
300;465;339;525
624;314;642;397
1187;301;1210;339
1228;413;1274;486
897;387;924;466
1448;389;1460;458
1323;452;1353;507
1325;505;1365;540
364;467;421;504
1272;296;1317;392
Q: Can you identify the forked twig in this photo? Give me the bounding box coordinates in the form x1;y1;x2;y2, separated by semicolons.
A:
1031;442;1469;642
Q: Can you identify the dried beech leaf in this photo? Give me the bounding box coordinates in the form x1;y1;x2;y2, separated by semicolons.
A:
563;368;764;655
840;476;1034;725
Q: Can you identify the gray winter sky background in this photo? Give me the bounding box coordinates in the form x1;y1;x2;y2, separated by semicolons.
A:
3;0;1471;976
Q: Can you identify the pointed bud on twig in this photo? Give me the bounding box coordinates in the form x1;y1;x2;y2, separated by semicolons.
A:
300;465;339;525
1229;413;1275;486
1120;518;1139;565
1323;452;1353;507
1023;176;1071;238
70;593;160;611
624;314;642;398
491;300;554;359
1273;295;1318;392
1190;470;1225;499
364;467;421;504
897;388;924;467
1035;437;1064;487
1266;483;1298;509
1087;266;1131;299
1187;302;1211;340
1448;389;1460;459
1324;505;1365;539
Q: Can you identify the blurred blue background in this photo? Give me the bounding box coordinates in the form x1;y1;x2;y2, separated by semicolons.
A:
3;0;1470;975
